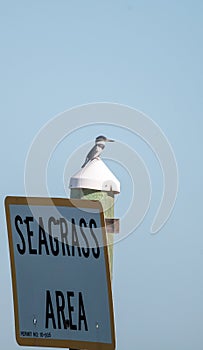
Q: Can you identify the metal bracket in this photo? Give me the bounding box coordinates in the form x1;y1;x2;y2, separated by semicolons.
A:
105;218;120;233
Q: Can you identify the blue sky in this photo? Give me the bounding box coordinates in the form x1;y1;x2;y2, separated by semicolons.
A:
1;1;203;349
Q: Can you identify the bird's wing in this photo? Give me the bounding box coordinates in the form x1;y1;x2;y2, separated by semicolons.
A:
81;145;100;168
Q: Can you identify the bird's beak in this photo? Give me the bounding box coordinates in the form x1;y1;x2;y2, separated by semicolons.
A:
106;138;115;142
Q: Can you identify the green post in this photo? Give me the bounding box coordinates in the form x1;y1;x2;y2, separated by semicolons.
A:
70;188;115;277
69;159;120;278
69;158;120;350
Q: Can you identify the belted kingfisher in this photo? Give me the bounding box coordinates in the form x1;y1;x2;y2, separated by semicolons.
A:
81;135;114;168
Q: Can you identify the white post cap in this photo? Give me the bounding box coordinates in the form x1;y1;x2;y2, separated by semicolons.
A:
69;158;120;194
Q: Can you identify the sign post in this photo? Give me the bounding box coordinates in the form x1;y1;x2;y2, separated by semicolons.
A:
69;158;120;278
5;196;115;350
69;158;120;350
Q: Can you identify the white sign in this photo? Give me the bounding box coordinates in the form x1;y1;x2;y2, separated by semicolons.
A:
5;196;115;350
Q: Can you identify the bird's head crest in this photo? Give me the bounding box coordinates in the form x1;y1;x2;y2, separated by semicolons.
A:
95;135;114;143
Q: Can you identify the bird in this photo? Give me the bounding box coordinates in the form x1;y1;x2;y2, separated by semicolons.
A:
81;135;114;168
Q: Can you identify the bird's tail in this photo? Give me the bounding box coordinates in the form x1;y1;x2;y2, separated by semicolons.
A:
81;161;87;168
